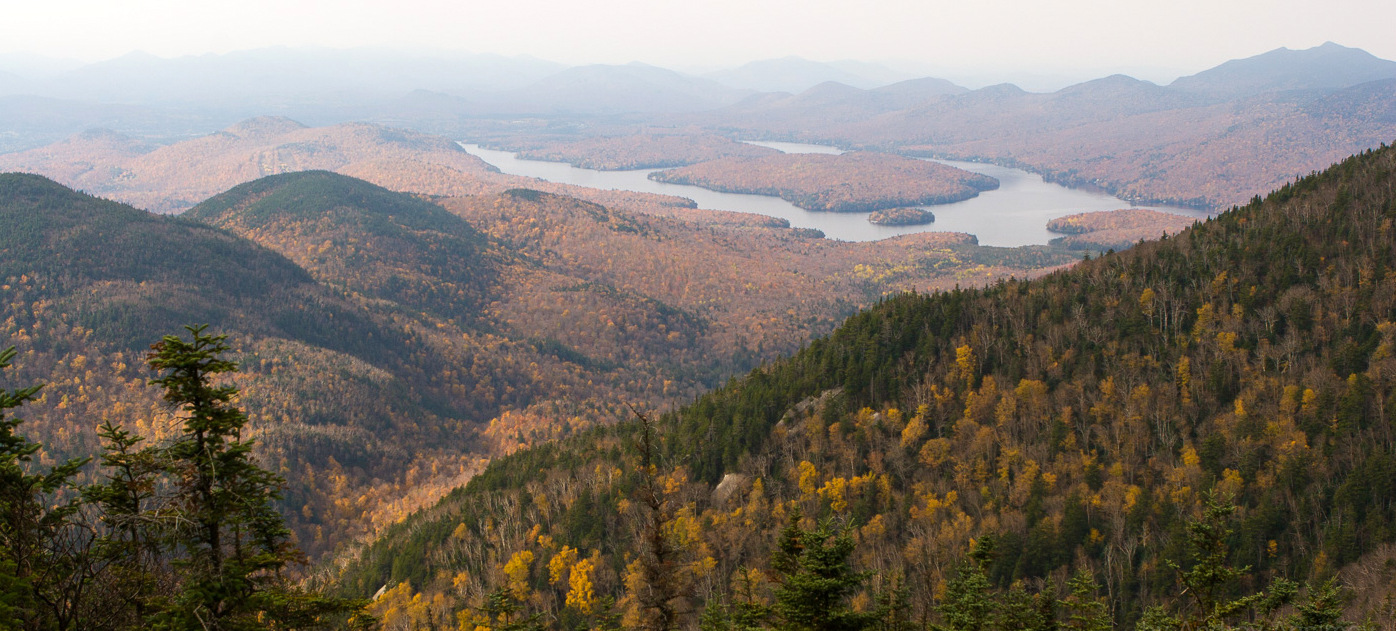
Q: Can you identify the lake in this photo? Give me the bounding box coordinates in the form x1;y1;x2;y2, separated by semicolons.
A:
460;141;1212;247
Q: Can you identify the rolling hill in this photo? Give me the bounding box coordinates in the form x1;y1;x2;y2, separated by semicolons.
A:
0;117;504;213
332;143;1396;628
3;164;1082;563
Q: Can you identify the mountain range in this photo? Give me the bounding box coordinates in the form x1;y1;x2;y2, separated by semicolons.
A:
334;136;1396;630
5;36;1396;631
1;42;1391;149
702;56;926;93
0;129;1079;559
698;43;1396;208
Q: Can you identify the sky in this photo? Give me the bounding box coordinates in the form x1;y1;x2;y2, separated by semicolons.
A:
3;0;1394;85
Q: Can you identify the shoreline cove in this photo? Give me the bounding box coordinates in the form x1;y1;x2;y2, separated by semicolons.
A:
460;141;1212;246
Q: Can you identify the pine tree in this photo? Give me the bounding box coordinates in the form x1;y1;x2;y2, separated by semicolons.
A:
84;420;167;624
628;406;691;630
1156;492;1295;631
873;575;916;631
1034;578;1059;631
936;537;994;631
1060;570;1110;631
704;568;772;631
0;557;26;631
142;326;364;630
1291;578;1348;631
768;510;877;631
472;587;544;631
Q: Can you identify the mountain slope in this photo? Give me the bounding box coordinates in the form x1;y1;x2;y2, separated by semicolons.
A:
0;173;481;559
1171;42;1396;100
0;117;502;212
698;45;1396;209
335;144;1396;628
2;171;731;561
0;172;320;343
186;171;495;319
2;159;1085;566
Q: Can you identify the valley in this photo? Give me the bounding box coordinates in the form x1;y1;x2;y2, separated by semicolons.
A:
340;141;1396;631
463;142;1209;246
0;120;1088;563
2;34;1396;631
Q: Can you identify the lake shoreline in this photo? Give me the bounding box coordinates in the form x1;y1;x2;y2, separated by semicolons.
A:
458;141;1213;247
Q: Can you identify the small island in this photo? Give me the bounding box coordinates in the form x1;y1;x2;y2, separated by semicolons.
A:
1047;208;1198;250
649;151;999;212
868;207;935;226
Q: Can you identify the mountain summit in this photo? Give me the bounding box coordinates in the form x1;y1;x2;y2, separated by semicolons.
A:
1170;41;1396;99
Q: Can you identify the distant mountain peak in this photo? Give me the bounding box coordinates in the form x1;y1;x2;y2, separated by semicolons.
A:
75;127;135;142
1171;42;1396;99
705;57;915;93
222;116;308;139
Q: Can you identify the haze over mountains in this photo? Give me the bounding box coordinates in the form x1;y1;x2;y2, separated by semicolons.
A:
3;42;1394;213
6;19;1396;628
0;42;1386;146
702;56;924;93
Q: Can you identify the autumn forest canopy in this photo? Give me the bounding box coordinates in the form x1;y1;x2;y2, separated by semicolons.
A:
3;40;1396;631
4;140;1396;629
333;142;1396;630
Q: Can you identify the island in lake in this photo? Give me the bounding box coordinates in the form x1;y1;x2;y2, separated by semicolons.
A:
1047;208;1198;250
649;151;999;212
868;207;935;225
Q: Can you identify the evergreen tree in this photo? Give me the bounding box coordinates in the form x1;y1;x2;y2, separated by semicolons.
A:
628;407;691;631
1033;577;1059;631
1059;570;1110;631
472;587;544;631
84;421;167;624
699;582;771;631
768;510;877;631
1154;492;1295;631
872;576;916;631
0;346;95;630
936;537;995;631
1291;578;1347;631
0;558;26;631
142;326;364;630
994;583;1045;631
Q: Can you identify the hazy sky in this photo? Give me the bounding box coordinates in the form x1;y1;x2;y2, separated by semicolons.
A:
3;0;1394;82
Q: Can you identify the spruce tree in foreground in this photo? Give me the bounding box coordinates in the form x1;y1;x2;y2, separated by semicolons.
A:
142;325;364;630
768;510;878;631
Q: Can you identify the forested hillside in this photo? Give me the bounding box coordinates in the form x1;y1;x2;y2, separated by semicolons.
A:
0;172;529;558
1;167;1079;565
0;118;504;213
648;151;999;212
336;144;1396;629
693;45;1396;210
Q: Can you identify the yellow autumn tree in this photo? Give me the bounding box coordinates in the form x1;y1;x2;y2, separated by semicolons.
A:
503;549;534;600
566;558;596;613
